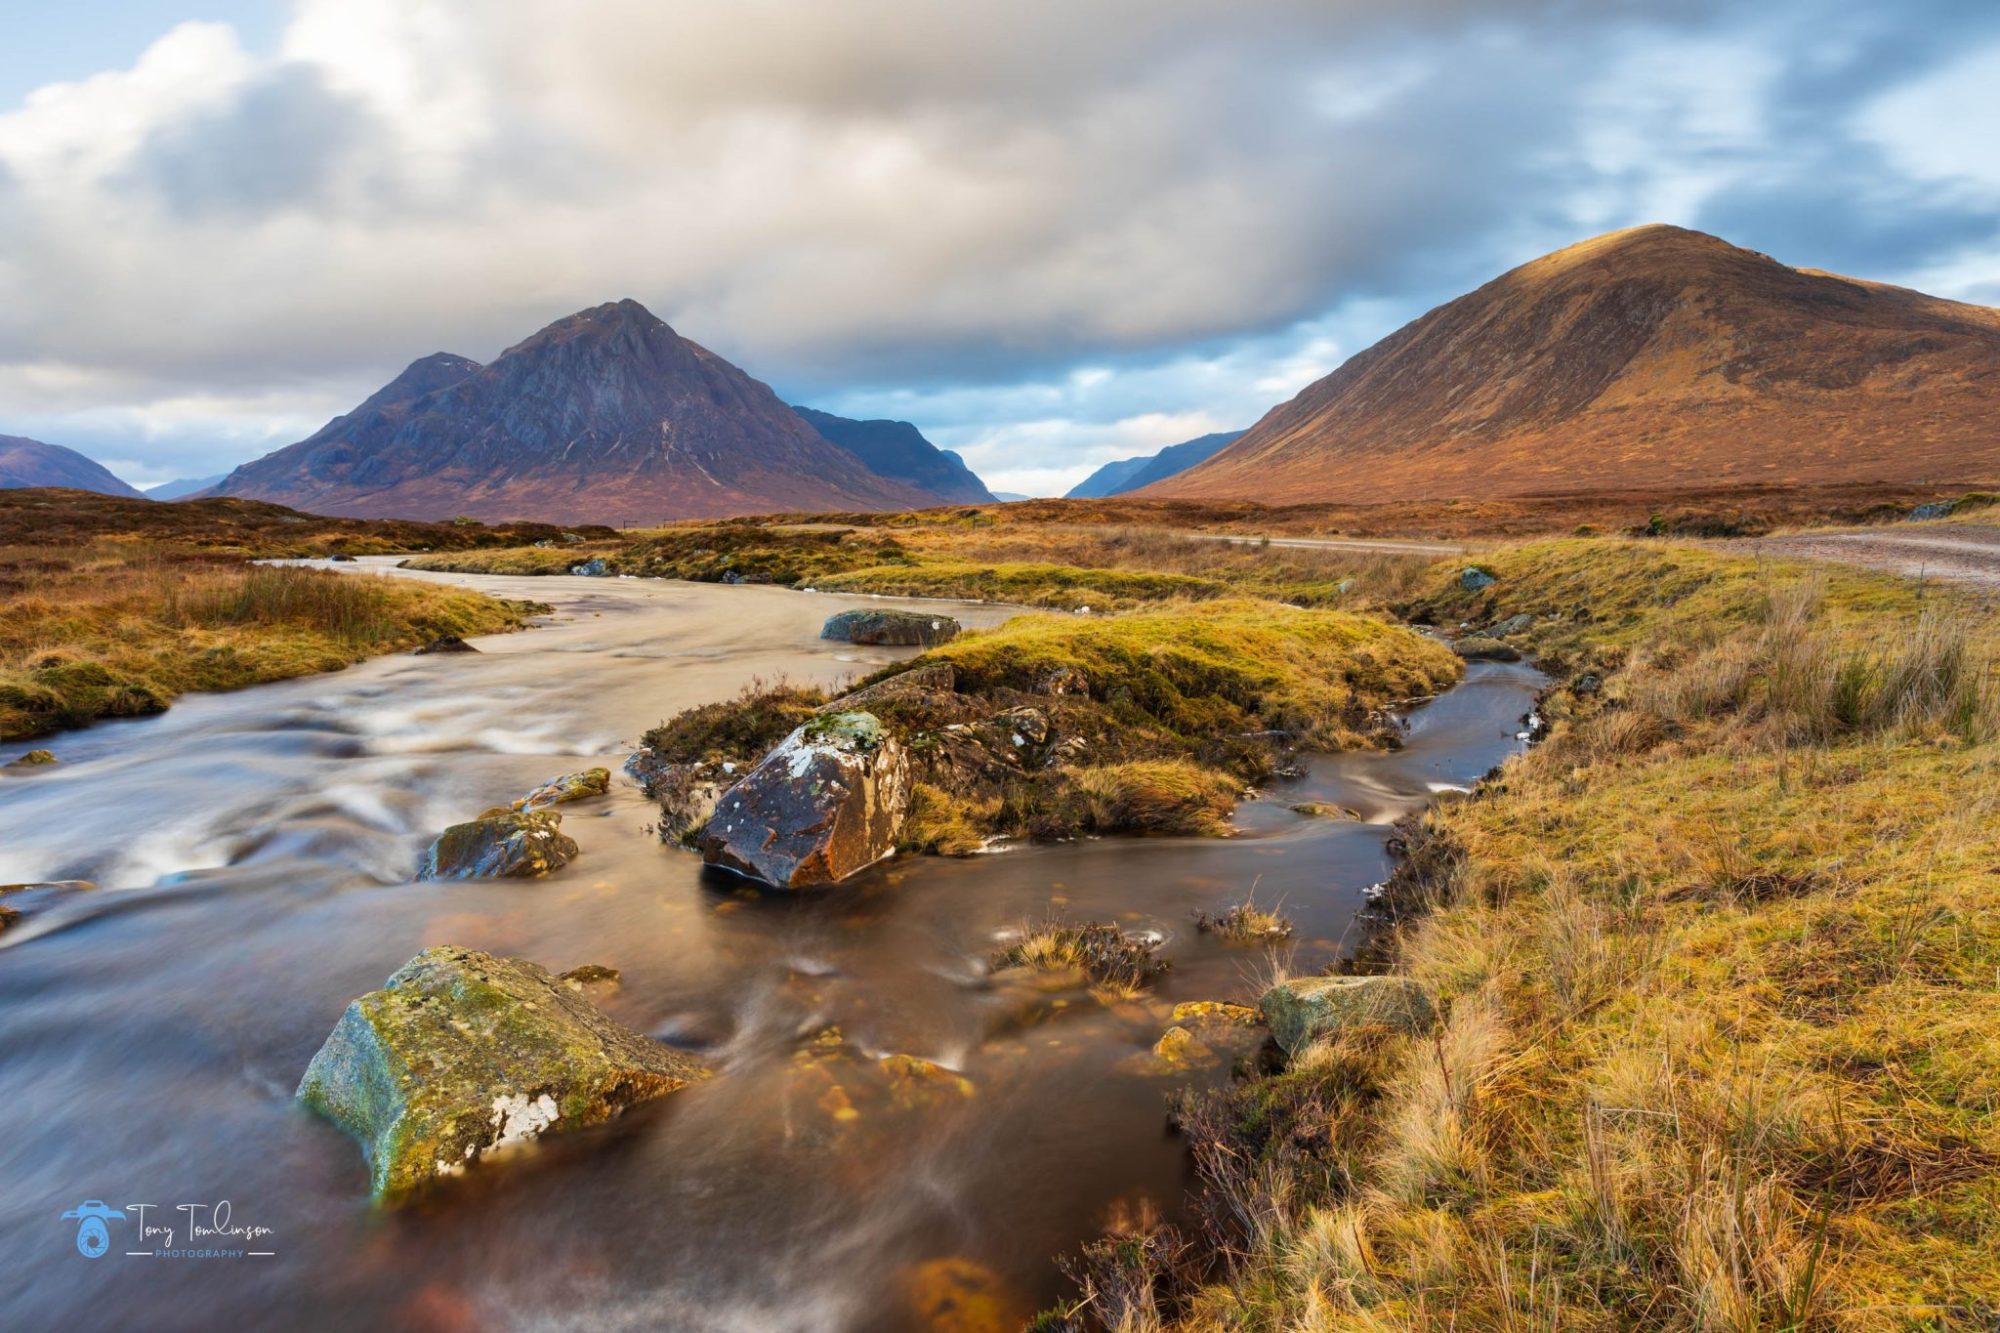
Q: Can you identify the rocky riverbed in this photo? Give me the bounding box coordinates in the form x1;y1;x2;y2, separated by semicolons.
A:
0;559;1540;1330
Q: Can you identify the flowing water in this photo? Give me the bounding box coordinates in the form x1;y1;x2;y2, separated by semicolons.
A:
0;561;1542;1332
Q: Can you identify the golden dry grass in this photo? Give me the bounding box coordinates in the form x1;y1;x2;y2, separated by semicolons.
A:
1074;539;2000;1333
0;542;539;739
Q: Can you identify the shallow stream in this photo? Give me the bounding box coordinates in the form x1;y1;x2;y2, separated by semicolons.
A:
0;562;1540;1331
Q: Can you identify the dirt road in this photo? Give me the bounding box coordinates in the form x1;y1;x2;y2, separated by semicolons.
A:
1741;523;2000;588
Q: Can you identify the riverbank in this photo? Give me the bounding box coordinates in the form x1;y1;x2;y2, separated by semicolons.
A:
0;542;546;740
1071;538;2000;1330
0;561;1537;1330
0;489;611;741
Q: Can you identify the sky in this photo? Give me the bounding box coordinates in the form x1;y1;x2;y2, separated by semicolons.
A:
2;2;1998;496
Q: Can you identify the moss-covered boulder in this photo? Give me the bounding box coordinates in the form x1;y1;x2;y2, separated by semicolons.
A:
513;767;611;812
418;810;578;879
698;711;912;888
1260;975;1437;1056
296;946;707;1202
821;608;961;647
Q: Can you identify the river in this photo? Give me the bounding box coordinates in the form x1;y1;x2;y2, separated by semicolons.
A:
0;561;1541;1331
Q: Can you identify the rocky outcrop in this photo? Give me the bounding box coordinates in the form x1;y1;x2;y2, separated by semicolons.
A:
513;768;611;812
1260;975;1437;1056
816;663;956;713
296;946;707;1201
418;810;579;879
698;711;912;887
820;609;961;647
1460;567;1497;592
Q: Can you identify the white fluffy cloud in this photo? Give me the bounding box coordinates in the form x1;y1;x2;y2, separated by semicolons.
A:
0;0;1996;493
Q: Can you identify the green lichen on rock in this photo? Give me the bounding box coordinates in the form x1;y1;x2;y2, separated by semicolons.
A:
1259;975;1437;1057
513;767;611;812
295;946;707;1202
418;810;579;879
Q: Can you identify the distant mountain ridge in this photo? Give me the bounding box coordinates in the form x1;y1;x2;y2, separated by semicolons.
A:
1066;430;1243;498
147;474;228;500
202;302;941;523
1150;225;2000;502
0;436;144;497
791;406;993;503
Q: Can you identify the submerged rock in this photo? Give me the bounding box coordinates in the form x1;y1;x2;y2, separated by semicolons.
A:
6;749;57;768
820;608;961;647
1260;975;1437;1056
418;810;579;879
296;946;706;1202
413;635;478;655
513;767;611;812
698;711;912;888
1453;636;1521;662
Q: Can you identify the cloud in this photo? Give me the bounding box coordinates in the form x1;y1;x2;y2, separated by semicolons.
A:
0;0;1996;491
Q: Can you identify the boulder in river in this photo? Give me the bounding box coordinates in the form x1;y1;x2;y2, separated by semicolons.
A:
1260;975;1437;1056
1453;636;1522;662
5;749;57;769
296;946;707;1202
698;711;911;888
820;608;961;647
418;810;579;879
513;767;611;812
413;635;478;655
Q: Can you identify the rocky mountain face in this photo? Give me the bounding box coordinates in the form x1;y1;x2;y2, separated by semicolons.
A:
791;406;993;504
0;436;144;497
204;302;935;523
1148;225;2000;502
1066;430;1243;499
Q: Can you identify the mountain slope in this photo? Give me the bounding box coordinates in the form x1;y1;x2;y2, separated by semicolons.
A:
146;474;228;500
791;406;994;503
205;302;933;523
1151;226;2000;502
1067;431;1243;498
1066;455;1153;499
0;436;144;497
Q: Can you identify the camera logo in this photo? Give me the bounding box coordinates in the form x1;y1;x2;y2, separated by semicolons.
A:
60;1201;127;1258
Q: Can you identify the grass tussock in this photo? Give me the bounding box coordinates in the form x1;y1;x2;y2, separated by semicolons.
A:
1191;896;1294;945
0;544;539;739
1058;539;2000;1332
922;598;1460;749
638;677;828;763
992;919;1169;996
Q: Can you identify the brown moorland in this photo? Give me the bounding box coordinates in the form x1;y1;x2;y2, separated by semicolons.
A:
1151;225;2000;504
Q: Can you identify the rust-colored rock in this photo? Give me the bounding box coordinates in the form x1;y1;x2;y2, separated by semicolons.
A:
697;711;911;887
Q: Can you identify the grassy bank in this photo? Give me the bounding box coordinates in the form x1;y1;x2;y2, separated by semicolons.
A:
1069;540;2000;1331
0;543;543;740
405;514;1445;612
639;598;1461;848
